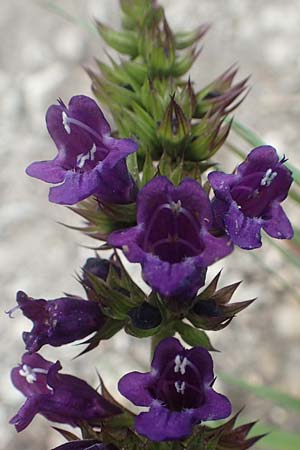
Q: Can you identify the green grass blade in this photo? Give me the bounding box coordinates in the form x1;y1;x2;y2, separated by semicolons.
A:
246;250;300;298
35;0;96;34
220;372;300;411
250;424;300;450
265;236;300;269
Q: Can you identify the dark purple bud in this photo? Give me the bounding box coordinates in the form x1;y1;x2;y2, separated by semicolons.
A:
118;337;231;441
26;95;138;205
109;176;233;299
10;353;121;432
128;302;162;329
208;146;293;249
53;440;116;450
82;257;110;286
10;291;105;352
193;298;221;317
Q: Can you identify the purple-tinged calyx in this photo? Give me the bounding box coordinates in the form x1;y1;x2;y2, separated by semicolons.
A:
10;353;121;432
118;337;231;441
8;291;105;352
108;176;233;299
26;95;138;205
208;146;293;249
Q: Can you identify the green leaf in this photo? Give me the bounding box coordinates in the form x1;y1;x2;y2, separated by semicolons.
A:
95;21;138;56
170;160;183;185
125;321;162;338
176;321;216;351
220;372;300;411
141;149;156;186
127;151;140;188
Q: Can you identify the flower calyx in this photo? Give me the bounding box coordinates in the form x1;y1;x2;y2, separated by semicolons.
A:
188;271;255;331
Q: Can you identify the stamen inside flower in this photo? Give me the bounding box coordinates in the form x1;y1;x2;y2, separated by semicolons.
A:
62;114;103;142
5;304;21;319
19;364;48;384
76;143;97;169
174;380;186;394
260;168;278;187
62;111;71;134
170;200;182;214
174;355;188;374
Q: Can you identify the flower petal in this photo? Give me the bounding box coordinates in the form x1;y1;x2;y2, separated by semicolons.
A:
68;95;111;136
224;202;263;249
46;104;94;165
192;388;232;422
137;176;173;224
141;254;206;298
108;226;145;261
118;371;153;407
49;168;100;205
208;171;237;200
10;395;49;432
176;178;212;223
11;353;53;397
26;160;66;183
237;145;279;176
263;202;294;240
187;346;214;384
96;158;137;204
135;404;195;441
151;337;183;373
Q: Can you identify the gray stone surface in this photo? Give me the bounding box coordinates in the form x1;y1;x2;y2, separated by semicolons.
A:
1;1;300;449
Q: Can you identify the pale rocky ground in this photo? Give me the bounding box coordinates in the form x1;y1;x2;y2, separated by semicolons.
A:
1;1;300;449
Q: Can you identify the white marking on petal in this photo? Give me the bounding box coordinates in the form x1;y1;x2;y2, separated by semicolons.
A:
62;111;71;134
261;168;278;187
175;380;186;394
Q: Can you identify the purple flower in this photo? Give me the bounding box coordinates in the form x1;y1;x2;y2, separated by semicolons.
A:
10;353;121;432
208;146;293;249
26;95;138;205
108;176;232;299
53;440;115;450
118;337;231;441
9;291;105;353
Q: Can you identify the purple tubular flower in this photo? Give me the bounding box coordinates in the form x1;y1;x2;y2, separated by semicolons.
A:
208;146;293;249
10;353;121;432
108;176;232;299
11;291;105;353
53;440;115;450
118;337;231;441
26;95;138;205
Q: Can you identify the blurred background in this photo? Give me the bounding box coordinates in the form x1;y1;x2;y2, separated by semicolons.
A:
1;1;300;449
